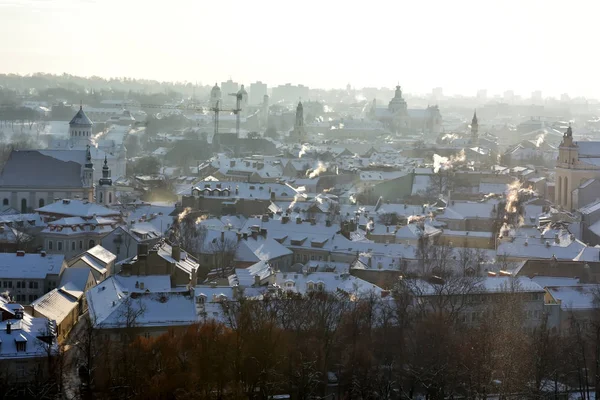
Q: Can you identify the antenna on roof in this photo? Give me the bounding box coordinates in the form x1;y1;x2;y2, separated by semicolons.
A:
80;100;83;110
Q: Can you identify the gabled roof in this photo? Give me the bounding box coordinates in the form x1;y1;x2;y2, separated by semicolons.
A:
31;288;78;324
59;267;92;299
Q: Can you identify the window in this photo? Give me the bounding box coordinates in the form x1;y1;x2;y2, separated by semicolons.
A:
48;241;53;250
28;294;36;302
1;282;5;288
57;242;63;251
16;281;20;289
29;282;33;289
2;199;7;206
143;332;151;339
79;241;83;250
72;242;75;251
88;240;95;249
20;199;27;213
99;192;103;203
109;193;112;203
7;281;11;289
33;282;38;289
38;199;44;208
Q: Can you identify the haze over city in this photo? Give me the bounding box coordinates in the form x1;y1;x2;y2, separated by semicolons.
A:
1;0;599;97
5;1;600;399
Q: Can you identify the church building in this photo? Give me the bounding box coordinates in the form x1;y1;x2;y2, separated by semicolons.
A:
48;105;127;182
555;125;600;210
370;85;442;134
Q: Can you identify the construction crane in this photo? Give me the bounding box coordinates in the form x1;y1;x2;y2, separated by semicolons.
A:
116;98;243;154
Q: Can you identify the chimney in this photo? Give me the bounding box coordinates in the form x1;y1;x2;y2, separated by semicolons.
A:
172;245;181;262
242;232;248;240
296;217;302;224
220;231;225;242
251;231;258;240
262;215;269;222
190;267;198;287
137;243;149;257
254;275;261;286
6;321;11;334
40;251;46;258
282;216;289;224
326;220;331;227
260;228;267;237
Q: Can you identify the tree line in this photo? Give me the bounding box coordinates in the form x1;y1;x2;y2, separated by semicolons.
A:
64;269;600;400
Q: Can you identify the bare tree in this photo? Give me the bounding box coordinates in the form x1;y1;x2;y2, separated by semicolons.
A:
210;237;239;278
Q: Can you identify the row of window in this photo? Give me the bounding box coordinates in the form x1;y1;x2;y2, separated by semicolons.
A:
1;281;38;289
14;294;38;302
295;253;324;262
73;130;90;136
48;239;95;251
2;198;45;212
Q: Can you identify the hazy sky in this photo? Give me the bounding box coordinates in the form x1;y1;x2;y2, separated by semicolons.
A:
0;0;598;97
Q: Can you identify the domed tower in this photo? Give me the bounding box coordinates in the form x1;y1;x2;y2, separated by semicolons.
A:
69;105;93;147
388;85;410;132
96;155;115;205
210;83;221;108
83;145;94;202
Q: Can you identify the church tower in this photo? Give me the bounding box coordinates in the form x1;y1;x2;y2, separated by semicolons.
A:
555;125;579;209
470;110;479;144
210;83;221;108
83;145;94;202
69;105;93;148
96;155;115;205
290;101;306;143
388;85;410;132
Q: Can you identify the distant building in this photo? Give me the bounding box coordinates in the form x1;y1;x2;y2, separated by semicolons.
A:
271;83;309;103
370;85;442;134
249;81;268;104
47;106;127;182
220;80;239;106
556;125;600;210
289;102;306;143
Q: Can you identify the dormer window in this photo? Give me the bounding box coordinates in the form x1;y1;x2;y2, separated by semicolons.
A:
196;295;206;304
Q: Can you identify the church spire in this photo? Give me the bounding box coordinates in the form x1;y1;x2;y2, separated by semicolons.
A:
470;110;479;145
99;154;112;186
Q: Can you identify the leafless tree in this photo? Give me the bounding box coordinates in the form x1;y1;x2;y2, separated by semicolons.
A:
209;237;239;278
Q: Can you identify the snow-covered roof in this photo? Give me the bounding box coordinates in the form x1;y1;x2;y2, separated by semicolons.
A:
0;253;63;279
30;288;78;325
69;107;93;126
273;271;383;297
37;199;120;218
58;267;92;299
236;237;293;263
546;285;598;310
0;308;57;359
113;275;172;293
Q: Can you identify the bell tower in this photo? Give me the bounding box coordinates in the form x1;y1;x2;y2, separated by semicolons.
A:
96;155;114;205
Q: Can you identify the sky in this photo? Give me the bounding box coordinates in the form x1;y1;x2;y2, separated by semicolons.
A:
0;0;599;97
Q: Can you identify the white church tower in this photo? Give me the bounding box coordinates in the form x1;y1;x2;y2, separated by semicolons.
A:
69;105;93;147
96;155;115;205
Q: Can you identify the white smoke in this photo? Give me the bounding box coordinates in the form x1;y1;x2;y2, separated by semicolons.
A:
535;134;544;147
306;162;328;178
177;207;192;223
298;144;310;158
433;149;466;173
